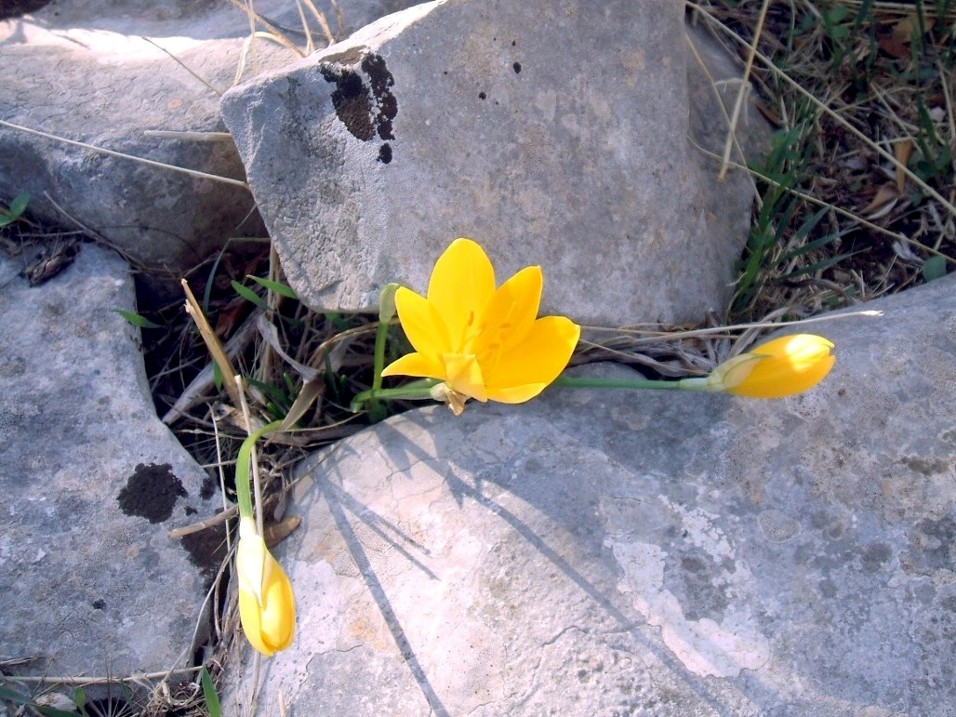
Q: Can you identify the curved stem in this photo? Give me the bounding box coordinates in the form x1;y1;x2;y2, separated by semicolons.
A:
552;375;714;392
234;420;284;521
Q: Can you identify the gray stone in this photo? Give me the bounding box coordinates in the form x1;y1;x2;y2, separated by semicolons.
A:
0;1;291;274
221;0;768;326
0;244;216;684
226;274;956;715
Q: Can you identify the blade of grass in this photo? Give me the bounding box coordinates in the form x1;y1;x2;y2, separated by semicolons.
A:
200;666;222;717
248;275;298;299
182;278;244;412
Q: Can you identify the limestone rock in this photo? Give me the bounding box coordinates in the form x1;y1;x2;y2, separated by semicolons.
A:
0;1;299;274
221;0;768;326
0;243;216;685
226;275;956;715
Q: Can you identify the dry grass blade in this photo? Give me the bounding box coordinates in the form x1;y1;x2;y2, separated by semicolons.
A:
278;322;378;432
692;4;956;221
163;309;261;424
181;278;245;415
0;119;249;189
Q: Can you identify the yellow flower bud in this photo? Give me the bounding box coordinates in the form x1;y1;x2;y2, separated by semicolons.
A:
707;334;836;398
236;517;295;656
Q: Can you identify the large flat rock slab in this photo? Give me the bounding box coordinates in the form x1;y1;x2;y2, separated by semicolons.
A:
226;275;956;715
0;244;215;682
221;0;766;325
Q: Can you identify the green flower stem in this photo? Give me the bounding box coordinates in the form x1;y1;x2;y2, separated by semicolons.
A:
373;284;400;394
552;375;714;392
351;379;440;412
235;420;284;521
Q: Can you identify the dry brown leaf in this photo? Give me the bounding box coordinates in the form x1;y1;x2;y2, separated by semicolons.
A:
860;183;900;219
894;139;915;194
264;515;301;547
878;14;936;59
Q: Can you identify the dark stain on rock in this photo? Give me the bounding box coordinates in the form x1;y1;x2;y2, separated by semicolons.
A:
321;65;375;140
320;51;398;157
200;473;217;500
901;455;950;475
362;54;397;139
117;463;187;524
861;542;893;572
181;521;228;584
667;551;729;622
904;514;956;576
92;598;106;610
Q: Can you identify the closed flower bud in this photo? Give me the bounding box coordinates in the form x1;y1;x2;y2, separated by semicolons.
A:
236;517;295;656
706;334;835;398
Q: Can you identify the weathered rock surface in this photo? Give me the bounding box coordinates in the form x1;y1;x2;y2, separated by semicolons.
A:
221;0;768;326
0;244;216;684
226;274;956;715
0;2;281;273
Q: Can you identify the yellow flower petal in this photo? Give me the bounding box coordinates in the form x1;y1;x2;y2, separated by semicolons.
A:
381;351;443;379
392;286;451;359
441;352;489;402
724;334;835;398
473;265;542;369
236;518;296;656
484;316;581;403
427;238;496;351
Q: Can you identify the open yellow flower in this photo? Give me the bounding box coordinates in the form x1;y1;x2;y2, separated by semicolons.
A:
381;238;580;412
705;334;836;398
236;517;295;656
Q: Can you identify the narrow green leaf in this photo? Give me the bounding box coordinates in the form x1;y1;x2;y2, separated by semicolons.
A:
0;684;80;717
248;275;298;299
246;377;292;412
922;256;947;282
782;251;860;279
9;191;30;217
230;280;267;308
113;308;162;329
201;666;222;717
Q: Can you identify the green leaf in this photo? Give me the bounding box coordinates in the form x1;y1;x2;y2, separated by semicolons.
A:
0;684;80;717
246;377;292;412
922;256;947;282
248;275;298;299
113;308;162;329
9;191;30;217
201;666;222;717
230;280;267;308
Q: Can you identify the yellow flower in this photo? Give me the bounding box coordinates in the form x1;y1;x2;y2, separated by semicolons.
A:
381;238;580;413
706;334;835;398
236;517;295;656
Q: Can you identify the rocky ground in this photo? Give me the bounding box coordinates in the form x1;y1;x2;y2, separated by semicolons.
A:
1;1;954;716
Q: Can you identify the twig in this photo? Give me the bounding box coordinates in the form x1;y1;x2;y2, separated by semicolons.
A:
0;119;248;189
717;0;770;181
6;667;202;684
140;37;223;96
